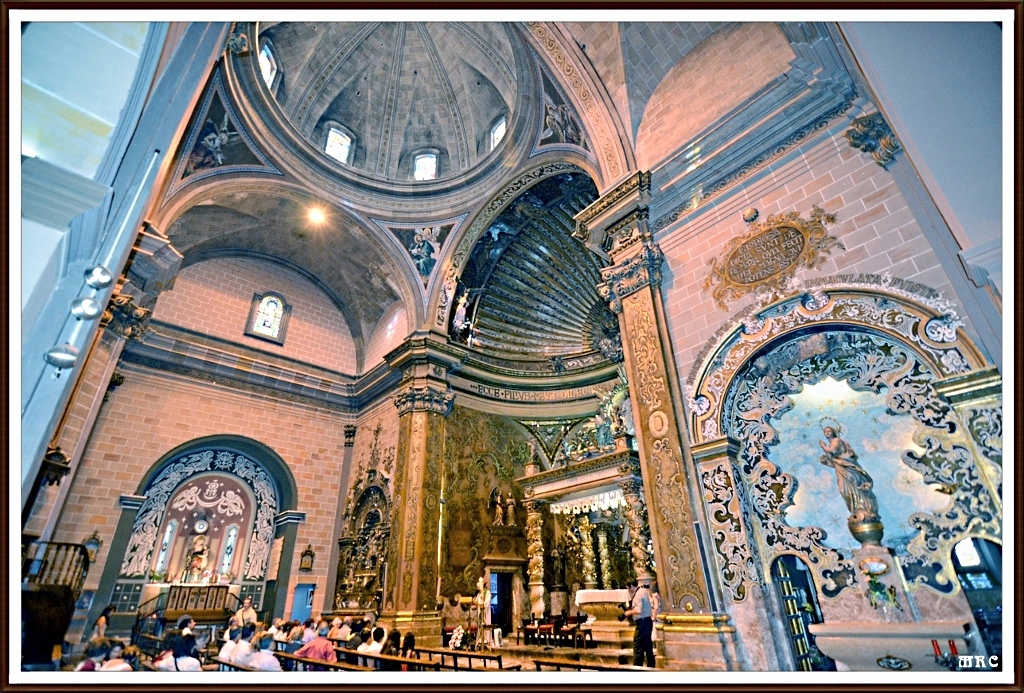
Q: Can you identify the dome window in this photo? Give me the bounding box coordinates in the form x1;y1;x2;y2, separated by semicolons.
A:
490;117;506;151
258;43;277;89
414;152;438;181
325;126;353;164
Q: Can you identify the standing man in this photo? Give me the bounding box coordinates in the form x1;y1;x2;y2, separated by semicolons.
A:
234;596;258;626
622;579;655;668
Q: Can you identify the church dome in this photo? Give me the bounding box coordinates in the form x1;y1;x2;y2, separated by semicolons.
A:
257;22;519;183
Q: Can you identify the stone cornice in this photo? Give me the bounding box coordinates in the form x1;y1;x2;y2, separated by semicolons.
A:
573;170;651;242
392;385;455;416
596;237;664;313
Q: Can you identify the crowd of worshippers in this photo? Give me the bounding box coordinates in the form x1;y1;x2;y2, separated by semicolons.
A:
148;612;414;672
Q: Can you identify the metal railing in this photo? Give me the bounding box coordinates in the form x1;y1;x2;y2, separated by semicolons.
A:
21;541;90;600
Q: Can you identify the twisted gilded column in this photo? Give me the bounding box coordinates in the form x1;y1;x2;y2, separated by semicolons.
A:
595;525;612;589
617;465;655;581
525;499;547;617
578;516;598;590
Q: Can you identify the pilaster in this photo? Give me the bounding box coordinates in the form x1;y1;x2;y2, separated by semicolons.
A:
578;172;735;670
382;335;458;645
691;437;783;671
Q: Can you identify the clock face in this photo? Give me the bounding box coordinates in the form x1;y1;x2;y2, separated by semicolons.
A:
195;520;209;534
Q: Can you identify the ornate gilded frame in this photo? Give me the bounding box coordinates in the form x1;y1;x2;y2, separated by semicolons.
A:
686;275;999;603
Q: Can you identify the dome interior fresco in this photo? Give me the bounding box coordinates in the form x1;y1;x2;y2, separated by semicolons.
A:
258;22;518;182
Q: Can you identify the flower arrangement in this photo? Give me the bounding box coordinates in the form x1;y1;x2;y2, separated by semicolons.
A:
449;626;465;650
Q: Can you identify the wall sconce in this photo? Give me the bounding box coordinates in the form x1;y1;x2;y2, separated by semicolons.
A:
83;531;103;563
299;545;315;572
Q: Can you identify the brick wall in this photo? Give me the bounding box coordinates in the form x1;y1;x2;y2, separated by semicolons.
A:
152;256;358;374
659;126;968;389
635;22;795;170
52;364;354;617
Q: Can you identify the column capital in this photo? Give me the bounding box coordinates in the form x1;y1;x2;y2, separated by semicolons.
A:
392;385;454;417
344;425;357;447
275;510;307;526
597;236;664;313
523;498;547;513
119;493;147;510
101;292;151;341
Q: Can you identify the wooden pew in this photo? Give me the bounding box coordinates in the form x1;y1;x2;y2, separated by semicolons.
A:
532;656;655;672
333;648;441;671
274;651;373;672
213;657;261;672
412;645;510;670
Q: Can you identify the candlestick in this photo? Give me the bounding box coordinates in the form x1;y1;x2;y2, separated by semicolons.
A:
932;639;942;657
948;639;958;656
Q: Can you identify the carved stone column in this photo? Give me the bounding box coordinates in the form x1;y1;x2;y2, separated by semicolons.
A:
577;172;737;669
327;424;358;611
382;335;459;646
617;462;655;582
578;516;598;590
525;499;547;617
595;525;612;589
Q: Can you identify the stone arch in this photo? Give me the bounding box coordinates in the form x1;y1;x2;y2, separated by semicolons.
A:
687;276;997;608
124;435;298;582
429;159;594;332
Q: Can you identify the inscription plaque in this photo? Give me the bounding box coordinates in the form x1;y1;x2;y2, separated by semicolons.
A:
725;226;805;285
703;206;843;310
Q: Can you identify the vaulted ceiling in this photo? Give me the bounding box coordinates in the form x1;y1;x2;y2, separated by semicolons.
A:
258;21;518;182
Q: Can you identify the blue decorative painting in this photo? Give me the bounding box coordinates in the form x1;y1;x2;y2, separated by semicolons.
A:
775;377;949;555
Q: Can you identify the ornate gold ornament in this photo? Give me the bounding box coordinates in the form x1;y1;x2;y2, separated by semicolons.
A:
703;205;843;310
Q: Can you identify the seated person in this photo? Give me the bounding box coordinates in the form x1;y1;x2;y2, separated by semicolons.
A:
99;639;132;671
284;622;305;653
355;629;373;654
301;618;317;644
247;633;282;671
217;626;242;662
379;630;403;670
366;627;385;655
156;631;210;671
222;617;239;642
295;621;335;663
74;639;110;671
231;623;257;665
328;616;351;641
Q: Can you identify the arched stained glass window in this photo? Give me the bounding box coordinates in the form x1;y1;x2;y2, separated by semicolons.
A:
154;520;177;577
414;152;437;180
490;117;506;151
245;292;291;344
219;524;239;576
259;44;277;88
325;127;352;164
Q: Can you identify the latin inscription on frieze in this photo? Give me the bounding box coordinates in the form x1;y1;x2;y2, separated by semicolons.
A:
725;225;805;285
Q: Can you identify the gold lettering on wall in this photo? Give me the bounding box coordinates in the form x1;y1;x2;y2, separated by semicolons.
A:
704;205;843;310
